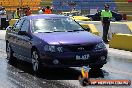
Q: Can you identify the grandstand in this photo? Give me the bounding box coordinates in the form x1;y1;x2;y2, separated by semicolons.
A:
52;0;116;11
115;0;132;20
52;0;132;20
0;0;132;20
115;0;132;15
1;0;132;15
0;0;41;11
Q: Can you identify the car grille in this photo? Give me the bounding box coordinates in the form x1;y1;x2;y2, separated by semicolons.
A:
58;57;99;66
63;44;95;52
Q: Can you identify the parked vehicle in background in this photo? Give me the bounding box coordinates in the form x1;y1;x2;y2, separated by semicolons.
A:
86;11;122;21
5;14;107;73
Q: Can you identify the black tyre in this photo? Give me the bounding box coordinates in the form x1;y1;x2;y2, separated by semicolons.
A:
89;64;103;69
31;50;41;73
6;42;15;64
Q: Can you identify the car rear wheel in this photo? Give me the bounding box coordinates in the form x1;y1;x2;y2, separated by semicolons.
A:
6;43;15;64
31;50;41;73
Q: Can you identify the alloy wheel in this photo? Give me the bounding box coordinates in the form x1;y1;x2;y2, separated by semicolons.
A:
6;43;11;59
32;51;39;72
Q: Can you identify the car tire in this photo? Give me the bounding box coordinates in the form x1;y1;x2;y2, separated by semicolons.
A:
6;42;15;64
31;50;41;74
89;65;103;69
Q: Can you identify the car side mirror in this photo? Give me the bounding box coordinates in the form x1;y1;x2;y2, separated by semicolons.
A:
84;28;90;32
18;31;27;35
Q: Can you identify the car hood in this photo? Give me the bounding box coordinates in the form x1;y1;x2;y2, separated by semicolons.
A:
33;31;102;45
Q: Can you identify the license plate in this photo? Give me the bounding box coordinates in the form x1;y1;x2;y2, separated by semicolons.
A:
76;54;89;60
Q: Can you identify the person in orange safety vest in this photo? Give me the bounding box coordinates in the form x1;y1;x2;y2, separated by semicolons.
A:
44;6;52;14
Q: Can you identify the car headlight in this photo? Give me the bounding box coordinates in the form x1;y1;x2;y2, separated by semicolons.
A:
94;42;106;50
44;45;63;52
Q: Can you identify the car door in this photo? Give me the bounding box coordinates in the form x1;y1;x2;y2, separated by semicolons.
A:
8;18;25;55
17;19;32;61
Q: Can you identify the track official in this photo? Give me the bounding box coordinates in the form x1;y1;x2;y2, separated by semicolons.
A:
101;4;112;43
14;8;20;19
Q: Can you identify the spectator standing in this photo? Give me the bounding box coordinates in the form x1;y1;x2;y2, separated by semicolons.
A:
42;7;45;13
44;6;52;14
72;7;76;12
0;7;6;15
19;7;25;17
13;8;20;19
38;7;44;14
0;7;7;29
25;7;32;16
100;4;112;43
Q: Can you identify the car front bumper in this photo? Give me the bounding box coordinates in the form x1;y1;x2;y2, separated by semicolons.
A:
39;49;108;68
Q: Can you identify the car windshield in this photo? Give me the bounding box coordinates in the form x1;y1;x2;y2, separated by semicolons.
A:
32;18;84;33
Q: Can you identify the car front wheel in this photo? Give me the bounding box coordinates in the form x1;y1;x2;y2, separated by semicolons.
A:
31;50;41;73
89;65;103;69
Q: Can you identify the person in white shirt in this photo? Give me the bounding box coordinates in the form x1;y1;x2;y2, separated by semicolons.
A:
0;7;7;29
0;7;6;15
38;7;44;14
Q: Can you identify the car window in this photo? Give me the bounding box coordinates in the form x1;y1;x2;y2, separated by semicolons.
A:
32;18;84;33
20;20;29;32
13;18;25;32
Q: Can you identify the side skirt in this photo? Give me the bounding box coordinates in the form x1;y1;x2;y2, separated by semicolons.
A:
13;53;31;63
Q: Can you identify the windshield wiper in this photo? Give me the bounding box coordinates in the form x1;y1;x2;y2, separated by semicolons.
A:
37;31;53;33
38;31;66;33
67;30;84;32
53;30;66;32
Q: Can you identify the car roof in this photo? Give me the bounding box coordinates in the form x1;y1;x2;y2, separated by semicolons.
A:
24;14;68;20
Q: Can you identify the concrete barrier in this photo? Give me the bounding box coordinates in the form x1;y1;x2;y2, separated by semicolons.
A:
79;21;132;51
80;23;99;36
109;33;132;51
127;15;132;21
125;22;132;32
79;21;132;38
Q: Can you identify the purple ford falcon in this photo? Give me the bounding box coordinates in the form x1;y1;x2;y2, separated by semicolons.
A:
5;14;107;73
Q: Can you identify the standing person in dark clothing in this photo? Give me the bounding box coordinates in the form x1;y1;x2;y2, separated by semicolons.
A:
101;4;112;43
0;7;7;30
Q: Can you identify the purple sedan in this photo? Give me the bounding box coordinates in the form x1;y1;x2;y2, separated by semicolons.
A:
5;14;107;73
